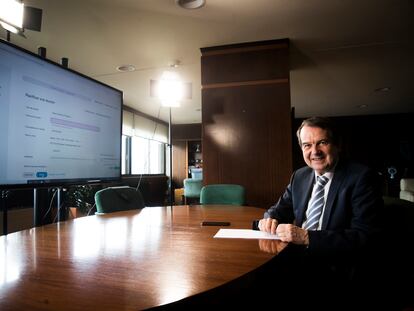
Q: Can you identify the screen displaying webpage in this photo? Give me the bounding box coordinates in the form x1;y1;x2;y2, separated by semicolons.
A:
0;41;122;187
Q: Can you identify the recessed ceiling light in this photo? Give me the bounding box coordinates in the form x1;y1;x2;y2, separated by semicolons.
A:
358;104;368;109
176;0;206;9
116;64;136;72
169;60;181;68
374;87;390;92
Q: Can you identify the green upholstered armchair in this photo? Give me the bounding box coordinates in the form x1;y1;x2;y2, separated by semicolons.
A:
183;178;203;205
200;184;245;205
400;178;414;202
94;186;145;214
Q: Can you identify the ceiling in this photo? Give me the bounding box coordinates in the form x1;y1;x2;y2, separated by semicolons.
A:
2;0;413;124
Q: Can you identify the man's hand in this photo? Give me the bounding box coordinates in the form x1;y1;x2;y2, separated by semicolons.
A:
258;218;279;235
258;219;309;245
276;224;309;245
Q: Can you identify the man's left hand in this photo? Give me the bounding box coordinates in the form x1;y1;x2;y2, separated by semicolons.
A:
276;224;309;245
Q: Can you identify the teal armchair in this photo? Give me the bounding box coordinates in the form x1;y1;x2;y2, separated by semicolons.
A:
183;178;203;205
200;184;245;205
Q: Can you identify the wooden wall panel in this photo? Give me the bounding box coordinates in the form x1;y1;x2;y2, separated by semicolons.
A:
172;123;201;141
201;40;289;85
201;39;292;208
122;176;169;206
202;84;292;207
172;140;187;188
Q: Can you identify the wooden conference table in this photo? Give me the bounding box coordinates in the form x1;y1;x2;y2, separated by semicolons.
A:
0;205;287;310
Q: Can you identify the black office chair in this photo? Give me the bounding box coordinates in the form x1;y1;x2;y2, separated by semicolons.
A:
94;186;145;214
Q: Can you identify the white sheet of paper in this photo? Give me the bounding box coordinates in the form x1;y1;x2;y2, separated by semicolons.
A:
214;229;280;240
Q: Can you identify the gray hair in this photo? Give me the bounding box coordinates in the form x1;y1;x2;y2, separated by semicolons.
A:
296;117;340;147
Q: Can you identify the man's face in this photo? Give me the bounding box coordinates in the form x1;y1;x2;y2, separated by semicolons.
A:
299;125;338;174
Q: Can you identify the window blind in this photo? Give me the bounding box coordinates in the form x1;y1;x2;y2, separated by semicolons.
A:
122;110;168;144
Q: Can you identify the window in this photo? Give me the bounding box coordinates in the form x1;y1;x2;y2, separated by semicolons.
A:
130;136;165;174
121;110;168;175
121;135;130;175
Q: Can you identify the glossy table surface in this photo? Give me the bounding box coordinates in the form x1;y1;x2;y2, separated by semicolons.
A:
0;205;287;310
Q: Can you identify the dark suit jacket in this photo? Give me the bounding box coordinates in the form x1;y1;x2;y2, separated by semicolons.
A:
265;159;384;256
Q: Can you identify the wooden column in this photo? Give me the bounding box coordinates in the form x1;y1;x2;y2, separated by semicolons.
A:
201;39;292;208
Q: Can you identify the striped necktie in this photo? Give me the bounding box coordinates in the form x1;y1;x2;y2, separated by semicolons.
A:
303;175;329;230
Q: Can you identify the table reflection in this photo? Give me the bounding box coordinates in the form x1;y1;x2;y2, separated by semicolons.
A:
0;235;22;286
258;239;288;254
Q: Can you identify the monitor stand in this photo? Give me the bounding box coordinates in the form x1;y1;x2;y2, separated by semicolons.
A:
1;190;10;235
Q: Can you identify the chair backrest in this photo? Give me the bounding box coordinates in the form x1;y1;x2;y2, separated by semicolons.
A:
191;168;203;180
200;184;245;205
400;178;414;202
94;186;145;214
183;178;203;199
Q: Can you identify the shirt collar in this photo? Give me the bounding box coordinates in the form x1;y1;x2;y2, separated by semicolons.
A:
315;171;334;180
314;169;335;181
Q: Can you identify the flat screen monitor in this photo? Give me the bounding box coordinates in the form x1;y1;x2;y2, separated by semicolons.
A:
0;39;122;189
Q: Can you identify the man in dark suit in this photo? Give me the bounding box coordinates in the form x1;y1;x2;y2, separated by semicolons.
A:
256;117;385;310
258;116;383;254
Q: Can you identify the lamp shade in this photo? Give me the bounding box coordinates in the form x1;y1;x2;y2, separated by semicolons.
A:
157;71;183;107
0;0;24;33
